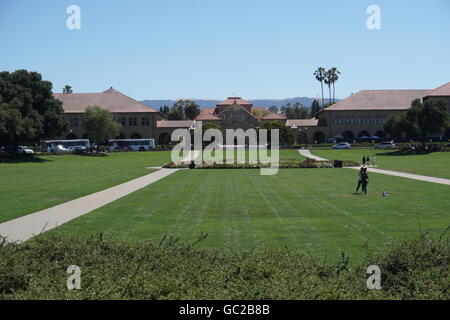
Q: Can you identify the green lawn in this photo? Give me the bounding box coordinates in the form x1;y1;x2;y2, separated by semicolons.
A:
310;149;450;179
0;152;171;223
47;168;450;261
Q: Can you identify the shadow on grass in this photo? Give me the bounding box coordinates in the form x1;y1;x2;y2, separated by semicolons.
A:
0;155;52;163
375;150;437;157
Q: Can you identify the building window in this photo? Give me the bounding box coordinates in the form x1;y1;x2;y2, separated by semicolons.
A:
346;117;354;124
70;118;79;127
118;117;126;126
129;117;137;126
141;117;150;126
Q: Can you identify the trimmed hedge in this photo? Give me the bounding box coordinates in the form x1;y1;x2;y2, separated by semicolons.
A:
0;231;448;299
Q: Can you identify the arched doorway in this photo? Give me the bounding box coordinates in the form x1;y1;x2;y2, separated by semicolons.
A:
358;131;370;138
313;131;325;144
158;133;171;145
343;130;354;141
82;133;89;139
66;132;78;140
374;130;385;138
298;132;307;145
130;132;142;139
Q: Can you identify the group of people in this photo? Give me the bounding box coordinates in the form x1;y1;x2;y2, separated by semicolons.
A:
361;155;376;167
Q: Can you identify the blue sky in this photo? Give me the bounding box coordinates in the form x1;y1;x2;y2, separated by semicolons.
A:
0;0;449;100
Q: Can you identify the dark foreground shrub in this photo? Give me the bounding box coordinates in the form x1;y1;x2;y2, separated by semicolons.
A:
0;231;448;300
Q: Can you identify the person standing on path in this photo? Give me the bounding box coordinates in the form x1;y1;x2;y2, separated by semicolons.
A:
361;168;369;194
362;155;366;166
372;155;376;167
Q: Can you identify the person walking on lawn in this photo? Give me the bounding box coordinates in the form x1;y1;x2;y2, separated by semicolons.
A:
361;167;369;194
355;167;364;193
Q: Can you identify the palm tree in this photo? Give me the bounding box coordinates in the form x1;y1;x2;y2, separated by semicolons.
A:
314;67;326;108
62;85;73;94
324;69;333;105
330;67;341;103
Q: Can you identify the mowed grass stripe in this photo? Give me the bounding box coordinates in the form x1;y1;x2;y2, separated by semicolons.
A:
47;168;450;260
0;152;172;223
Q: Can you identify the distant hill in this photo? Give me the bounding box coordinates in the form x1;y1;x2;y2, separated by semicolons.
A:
141;97;336;109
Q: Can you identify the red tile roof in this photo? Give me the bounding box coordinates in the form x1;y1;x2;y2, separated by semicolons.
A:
216;96;252;106
286;119;319;127
428;82;450;96
324;90;431;111
54;87;158;113
157;120;195;128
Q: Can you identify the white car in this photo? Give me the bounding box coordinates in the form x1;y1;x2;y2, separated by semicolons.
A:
51;145;70;152
374;141;396;149
332;142;351;149
17;146;34;154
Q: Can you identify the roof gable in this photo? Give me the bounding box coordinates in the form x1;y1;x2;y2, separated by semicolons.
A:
54;87;158;113
324;90;431;111
428;82;450;96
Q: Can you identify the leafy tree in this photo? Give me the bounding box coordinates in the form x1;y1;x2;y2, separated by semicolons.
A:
268;106;279;113
159;105;170;116
62;85;73;94
183;100;201;120
0;70;67;147
260;120;295;146
310;99;321;118
384;99;448;144
314;67;326;108
167;104;185;120
83;106;121;145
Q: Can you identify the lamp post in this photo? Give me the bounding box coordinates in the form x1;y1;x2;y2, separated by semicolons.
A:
291;124;298;146
299;127;308;149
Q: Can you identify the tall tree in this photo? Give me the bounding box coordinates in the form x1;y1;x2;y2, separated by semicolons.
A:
310;99;320;118
324;69;333;105
314;67;326;108
0;70;67;147
183;100;201;120
159;105;170;116
330;67;340;103
83;106;121;144
259;120;295;146
62;85;73;94
384;98;448;145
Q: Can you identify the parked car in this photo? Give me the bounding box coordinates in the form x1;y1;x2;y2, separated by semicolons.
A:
17;146;34;154
332;142;351;149
51;145;70;152
374;141;396;149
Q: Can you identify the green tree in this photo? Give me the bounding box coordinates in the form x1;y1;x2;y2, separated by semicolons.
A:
167;104;185;120
329;67;340;103
260;121;295;146
83;106;121;145
314;67;326;108
183;100;201;120
0;70;67;147
159;105;170;116
324;69;333;105
62;85;73;94
384;99;448;145
310;99;321;118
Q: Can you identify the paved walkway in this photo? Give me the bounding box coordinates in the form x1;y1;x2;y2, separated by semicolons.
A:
348;167;450;186
298;149;328;161
180;150;201;163
301;149;450;186
0;168;179;243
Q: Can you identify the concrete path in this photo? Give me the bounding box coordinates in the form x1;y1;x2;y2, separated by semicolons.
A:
180;150;201;163
298;149;328;161
348;167;450;186
303;149;450;186
0;168;179;243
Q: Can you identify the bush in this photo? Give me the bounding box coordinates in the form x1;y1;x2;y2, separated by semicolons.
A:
0;231;447;300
